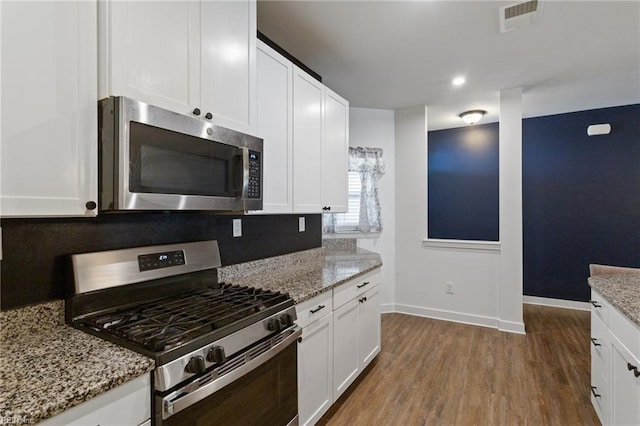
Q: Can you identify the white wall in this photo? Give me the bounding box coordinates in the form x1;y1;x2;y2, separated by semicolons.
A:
349;107;396;310
394;106;501;327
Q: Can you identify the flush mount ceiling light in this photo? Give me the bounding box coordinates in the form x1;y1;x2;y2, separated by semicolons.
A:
459;110;486;125
452;76;466;86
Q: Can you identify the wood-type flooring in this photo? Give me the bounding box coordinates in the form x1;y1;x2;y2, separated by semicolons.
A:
318;304;599;426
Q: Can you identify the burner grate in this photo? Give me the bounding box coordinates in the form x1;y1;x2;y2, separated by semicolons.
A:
81;284;288;352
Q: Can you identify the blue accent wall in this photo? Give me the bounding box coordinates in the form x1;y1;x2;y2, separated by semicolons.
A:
523;104;640;302
428;122;499;241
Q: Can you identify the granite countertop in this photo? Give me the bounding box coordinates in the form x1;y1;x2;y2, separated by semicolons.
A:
588;274;640;327
219;242;383;304
0;301;154;425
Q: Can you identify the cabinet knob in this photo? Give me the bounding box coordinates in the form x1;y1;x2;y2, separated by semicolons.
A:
193;108;201;116
205;112;213;120
85;201;97;210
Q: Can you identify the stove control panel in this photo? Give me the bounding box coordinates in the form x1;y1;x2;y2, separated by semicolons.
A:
138;250;185;271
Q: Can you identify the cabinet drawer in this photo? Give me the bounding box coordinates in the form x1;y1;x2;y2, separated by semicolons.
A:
609;303;640;361
590;289;610;326
296;291;333;329
333;269;381;310
591;311;611;374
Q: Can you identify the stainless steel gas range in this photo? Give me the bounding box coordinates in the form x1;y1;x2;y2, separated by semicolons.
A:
66;240;300;425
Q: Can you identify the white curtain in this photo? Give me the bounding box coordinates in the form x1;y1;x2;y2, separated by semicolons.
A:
323;147;385;233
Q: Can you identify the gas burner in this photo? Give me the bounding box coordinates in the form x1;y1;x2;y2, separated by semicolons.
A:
80;284;289;353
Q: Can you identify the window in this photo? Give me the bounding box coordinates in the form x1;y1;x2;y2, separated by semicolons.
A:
331;172;361;232
323;147;384;234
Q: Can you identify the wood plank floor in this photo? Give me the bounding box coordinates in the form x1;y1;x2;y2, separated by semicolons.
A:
318;304;599;426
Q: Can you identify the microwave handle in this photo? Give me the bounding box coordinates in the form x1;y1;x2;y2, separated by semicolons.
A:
239;147;249;199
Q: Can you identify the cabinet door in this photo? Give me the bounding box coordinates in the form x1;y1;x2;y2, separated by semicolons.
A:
611;340;640;426
254;41;293;214
292;66;323;213
359;285;381;369
1;0;97;217
103;0;201;115
333;298;360;400
322;88;349;213
39;374;150;426
298;313;333;426
200;0;256;134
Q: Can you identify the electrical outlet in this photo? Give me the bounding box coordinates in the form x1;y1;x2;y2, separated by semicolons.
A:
298;217;305;232
445;281;454;294
232;219;242;237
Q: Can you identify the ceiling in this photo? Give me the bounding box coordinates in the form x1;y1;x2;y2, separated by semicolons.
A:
257;0;640;130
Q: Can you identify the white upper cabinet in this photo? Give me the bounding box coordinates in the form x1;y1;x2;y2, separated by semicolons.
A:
292;66;324;213
322;88;349;213
254;42;349;214
100;0;256;134
255;41;293;213
200;0;256;134
1;0;98;217
101;0;201;115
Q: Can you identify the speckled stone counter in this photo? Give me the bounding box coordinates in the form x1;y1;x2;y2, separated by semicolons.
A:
588;274;640;327
0;301;154;425
219;242;382;303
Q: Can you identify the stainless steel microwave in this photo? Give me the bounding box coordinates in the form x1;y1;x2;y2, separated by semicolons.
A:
98;96;262;212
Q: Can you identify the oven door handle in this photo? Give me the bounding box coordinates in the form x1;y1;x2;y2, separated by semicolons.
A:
162;326;301;420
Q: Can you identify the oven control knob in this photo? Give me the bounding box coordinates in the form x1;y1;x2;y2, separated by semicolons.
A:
185;356;206;374
267;317;283;332
281;313;293;327
207;345;226;364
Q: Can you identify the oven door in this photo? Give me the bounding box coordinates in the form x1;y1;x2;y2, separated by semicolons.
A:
156;326;301;426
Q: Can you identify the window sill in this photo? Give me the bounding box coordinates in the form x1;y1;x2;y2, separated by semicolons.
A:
323;232;381;239
422;238;500;251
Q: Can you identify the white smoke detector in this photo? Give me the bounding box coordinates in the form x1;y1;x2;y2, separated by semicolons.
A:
500;0;544;33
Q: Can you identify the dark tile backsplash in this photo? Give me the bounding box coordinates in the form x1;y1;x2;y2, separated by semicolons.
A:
0;213;321;310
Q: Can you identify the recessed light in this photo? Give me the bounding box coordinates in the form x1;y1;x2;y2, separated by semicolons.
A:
452;76;466;86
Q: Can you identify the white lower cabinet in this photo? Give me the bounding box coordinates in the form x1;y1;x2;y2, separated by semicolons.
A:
298;311;334;426
40;374;150;426
297;268;381;425
611;339;640;426
590;288;640;425
333;298;360;399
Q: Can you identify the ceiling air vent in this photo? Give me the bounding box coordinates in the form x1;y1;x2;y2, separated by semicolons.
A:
500;0;543;33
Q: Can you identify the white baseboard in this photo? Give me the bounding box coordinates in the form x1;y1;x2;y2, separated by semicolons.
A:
498;319;526;334
380;303;396;314
394;303;499;330
523;295;590;311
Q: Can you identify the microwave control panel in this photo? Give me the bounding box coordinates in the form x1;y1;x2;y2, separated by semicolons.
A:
248;151;261;199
